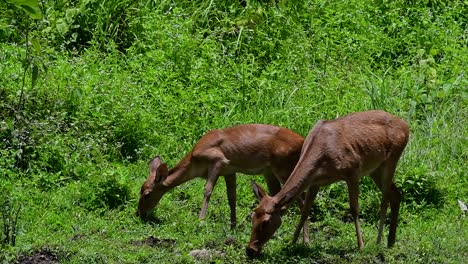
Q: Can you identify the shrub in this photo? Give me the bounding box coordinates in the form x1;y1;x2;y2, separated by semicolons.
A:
398;164;444;209
81;176;131;211
0;184;22;247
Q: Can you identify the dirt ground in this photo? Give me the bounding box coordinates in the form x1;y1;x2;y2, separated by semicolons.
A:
16;248;59;264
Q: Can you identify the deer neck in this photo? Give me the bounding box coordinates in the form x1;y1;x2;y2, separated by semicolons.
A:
273;158;318;210
162;152;196;188
273;124;326;210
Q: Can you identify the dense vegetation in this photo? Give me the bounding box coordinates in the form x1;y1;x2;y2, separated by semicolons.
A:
1;0;467;263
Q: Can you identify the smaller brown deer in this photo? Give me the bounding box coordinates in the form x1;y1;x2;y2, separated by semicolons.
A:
136;124;305;230
246;110;409;257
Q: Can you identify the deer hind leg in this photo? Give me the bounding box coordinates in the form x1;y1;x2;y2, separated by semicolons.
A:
377;197;389;245
346;176;364;249
224;173;237;229
388;182;402;247
370;160;402;247
199;159;227;220
370;165;389;245
292;185;319;244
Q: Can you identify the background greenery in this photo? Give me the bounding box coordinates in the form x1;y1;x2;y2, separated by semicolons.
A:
1;0;467;263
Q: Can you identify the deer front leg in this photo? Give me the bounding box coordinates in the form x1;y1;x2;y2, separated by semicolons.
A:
292;185;319;244
264;173;282;195
224;173;237;229
346;177;364;249
199;161;225;220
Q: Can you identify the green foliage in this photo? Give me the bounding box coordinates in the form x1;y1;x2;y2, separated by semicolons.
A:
6;0;42;19
0;184;22;247
92;178;131;210
0;0;466;262
80;173;132;211
398;164;444;209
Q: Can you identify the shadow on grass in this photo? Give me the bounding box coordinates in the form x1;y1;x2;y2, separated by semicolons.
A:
289;243;353;260
254;243;359;263
131;236;176;248
140;214;163;225
255;242;390;264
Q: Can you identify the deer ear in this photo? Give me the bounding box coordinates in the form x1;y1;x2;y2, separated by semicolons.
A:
252;181;267;201
279;205;288;215
156;163;168;184
149;156;168;184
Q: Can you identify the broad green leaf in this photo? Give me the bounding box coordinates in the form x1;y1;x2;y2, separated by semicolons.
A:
56;19;69;35
7;0;43;19
0;22;9;30
31;38;41;54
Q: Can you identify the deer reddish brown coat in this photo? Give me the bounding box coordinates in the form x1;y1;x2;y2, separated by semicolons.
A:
246;110;409;257
136;124;304;230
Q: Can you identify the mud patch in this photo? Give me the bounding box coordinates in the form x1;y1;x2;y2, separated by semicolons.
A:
131;236;176;248
16;248;60;264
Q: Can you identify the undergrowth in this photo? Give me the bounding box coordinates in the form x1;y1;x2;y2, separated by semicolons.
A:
0;0;467;263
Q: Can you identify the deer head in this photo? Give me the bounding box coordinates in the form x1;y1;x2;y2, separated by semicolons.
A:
246;182;283;257
245;110;410;256
136;156;169;218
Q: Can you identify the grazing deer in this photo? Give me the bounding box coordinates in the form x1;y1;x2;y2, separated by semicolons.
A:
246;110;409;257
136;124;305;230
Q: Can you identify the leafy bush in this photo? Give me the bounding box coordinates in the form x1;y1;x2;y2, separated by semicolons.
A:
0;0;466;261
1;0;143;52
81;176;131;211
398;164;444;209
0;184;21;247
309;179;383;224
50;0;143;51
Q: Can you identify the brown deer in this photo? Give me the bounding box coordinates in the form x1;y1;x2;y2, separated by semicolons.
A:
136;124;306;230
246;110;409;257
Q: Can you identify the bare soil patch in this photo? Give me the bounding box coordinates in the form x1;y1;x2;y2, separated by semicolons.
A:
16;248;59;264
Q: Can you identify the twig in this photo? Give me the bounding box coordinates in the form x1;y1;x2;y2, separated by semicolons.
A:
15;28;30;124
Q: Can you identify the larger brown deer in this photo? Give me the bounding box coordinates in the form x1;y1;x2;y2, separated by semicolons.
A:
246;110;409;257
136;124;305;230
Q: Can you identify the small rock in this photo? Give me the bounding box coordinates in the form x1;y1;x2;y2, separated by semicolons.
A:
189;249;225;261
458;200;467;217
224;236;237;246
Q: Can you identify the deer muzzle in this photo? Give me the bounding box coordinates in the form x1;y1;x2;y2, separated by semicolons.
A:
246;246;261;258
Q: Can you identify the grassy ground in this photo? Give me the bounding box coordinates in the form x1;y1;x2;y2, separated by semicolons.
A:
3;174;468;263
1;0;467;263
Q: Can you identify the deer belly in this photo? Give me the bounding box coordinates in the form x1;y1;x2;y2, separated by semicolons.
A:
221;165;269;176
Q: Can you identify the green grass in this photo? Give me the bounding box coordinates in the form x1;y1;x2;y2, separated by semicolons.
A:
2;175;467;263
1;0;467;263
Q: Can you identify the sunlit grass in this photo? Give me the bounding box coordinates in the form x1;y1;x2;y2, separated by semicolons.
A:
1;0;467;263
